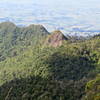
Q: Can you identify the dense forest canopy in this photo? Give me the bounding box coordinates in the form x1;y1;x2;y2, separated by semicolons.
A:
0;22;100;100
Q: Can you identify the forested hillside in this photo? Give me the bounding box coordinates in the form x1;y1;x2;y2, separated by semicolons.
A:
0;22;100;100
0;22;49;60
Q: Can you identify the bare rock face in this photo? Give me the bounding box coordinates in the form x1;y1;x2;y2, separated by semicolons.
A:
46;30;68;47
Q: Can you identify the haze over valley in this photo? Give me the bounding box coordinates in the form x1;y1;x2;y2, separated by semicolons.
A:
0;0;100;35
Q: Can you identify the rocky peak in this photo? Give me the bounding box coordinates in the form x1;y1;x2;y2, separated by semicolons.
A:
46;30;68;47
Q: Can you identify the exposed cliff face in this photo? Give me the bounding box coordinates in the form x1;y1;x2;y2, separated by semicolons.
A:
46;30;68;47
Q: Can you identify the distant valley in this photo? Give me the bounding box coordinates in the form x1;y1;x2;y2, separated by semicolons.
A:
0;1;100;35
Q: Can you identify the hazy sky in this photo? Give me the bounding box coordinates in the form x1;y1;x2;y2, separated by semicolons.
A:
0;0;100;6
0;0;100;33
0;0;100;9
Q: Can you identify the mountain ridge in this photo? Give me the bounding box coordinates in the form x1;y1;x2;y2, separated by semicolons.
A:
0;22;99;100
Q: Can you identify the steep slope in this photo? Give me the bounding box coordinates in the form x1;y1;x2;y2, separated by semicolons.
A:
83;75;100;100
0;22;49;46
46;30;68;47
0;22;49;59
0;36;99;100
0;22;100;100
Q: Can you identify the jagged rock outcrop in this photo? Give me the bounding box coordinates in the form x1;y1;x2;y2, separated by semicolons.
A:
46;30;68;47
